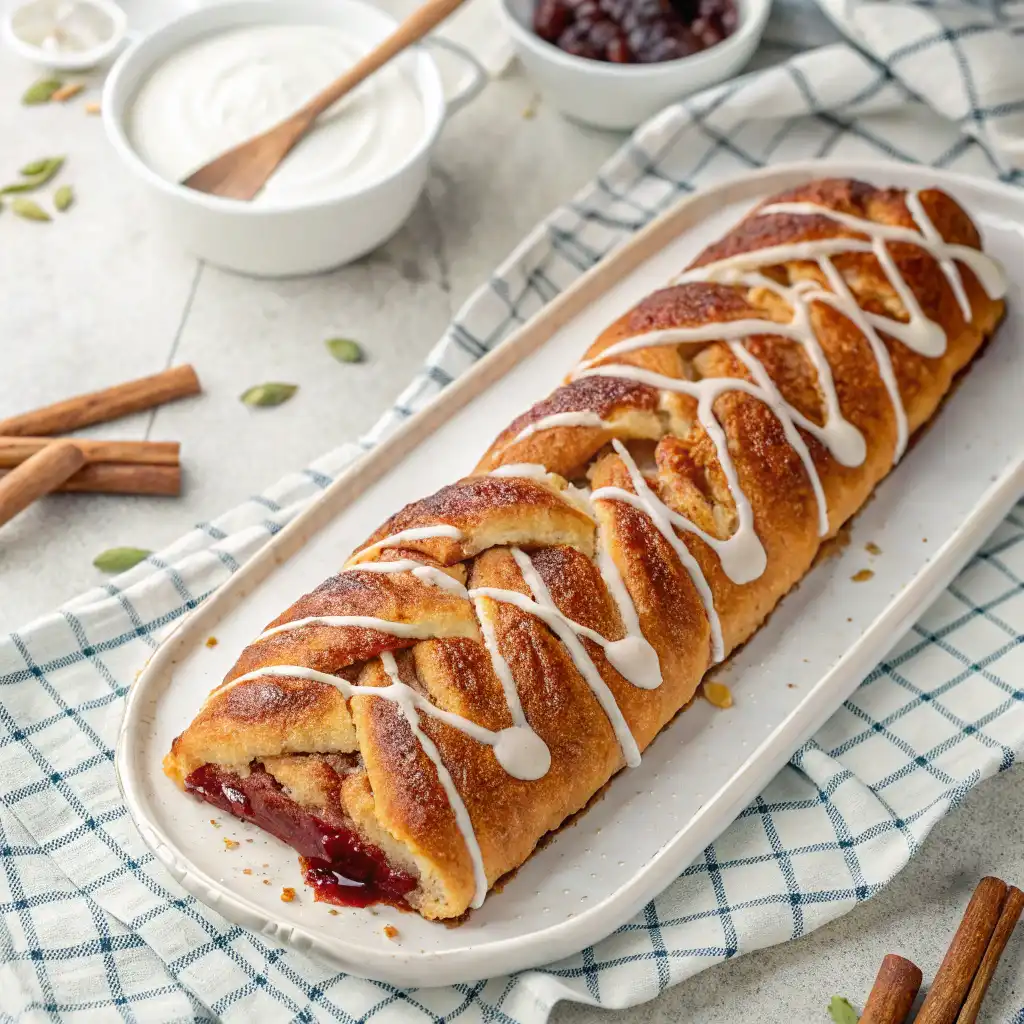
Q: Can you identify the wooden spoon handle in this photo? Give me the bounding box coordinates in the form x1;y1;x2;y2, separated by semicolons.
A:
0;440;85;528
299;0;468;121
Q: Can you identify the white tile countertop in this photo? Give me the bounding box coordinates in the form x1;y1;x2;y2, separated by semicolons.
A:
2;11;1022;1023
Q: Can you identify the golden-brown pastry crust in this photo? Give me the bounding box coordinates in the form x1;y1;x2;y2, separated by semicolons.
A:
165;179;1005;919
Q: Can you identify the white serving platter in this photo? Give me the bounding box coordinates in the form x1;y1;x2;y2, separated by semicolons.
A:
117;161;1024;988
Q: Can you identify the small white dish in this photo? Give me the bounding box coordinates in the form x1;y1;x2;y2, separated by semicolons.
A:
499;0;771;130
102;0;485;278
2;0;128;70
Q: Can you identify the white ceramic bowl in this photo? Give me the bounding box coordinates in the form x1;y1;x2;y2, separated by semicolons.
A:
102;0;484;278
500;0;771;130
2;0;128;71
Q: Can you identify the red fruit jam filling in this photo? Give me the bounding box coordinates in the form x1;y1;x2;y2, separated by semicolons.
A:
185;763;417;908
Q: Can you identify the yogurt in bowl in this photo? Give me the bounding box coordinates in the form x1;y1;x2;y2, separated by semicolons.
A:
104;0;484;277
129;24;427;205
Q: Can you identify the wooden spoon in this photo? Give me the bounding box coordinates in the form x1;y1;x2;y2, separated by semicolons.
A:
182;0;468;201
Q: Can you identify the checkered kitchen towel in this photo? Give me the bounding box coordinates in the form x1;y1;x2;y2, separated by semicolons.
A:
3;1;1024;1020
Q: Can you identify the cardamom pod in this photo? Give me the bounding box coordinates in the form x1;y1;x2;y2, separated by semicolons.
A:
3;157;65;194
325;338;364;363
54;185;74;212
93;547;152;573
11;198;50;222
20;158;51;176
827;997;858;1024
240;383;298;407
22;77;63;105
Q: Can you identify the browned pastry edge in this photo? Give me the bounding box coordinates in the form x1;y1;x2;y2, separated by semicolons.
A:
165;179;1005;919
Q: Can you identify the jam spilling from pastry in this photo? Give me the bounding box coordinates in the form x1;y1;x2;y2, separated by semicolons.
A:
533;0;738;63
185;763;416;907
300;857;412;909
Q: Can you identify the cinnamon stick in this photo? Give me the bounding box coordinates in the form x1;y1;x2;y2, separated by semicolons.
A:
916;876;1008;1024
0;441;85;527
860;954;923;1024
0;437;180;468
955;886;1024;1024
0;462;181;497
0;365;200;437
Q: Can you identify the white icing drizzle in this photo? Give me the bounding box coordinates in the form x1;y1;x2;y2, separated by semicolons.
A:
255;615;439;643
214;664;547;779
218;659;550;908
566;191;1005;598
469;545;664;766
575;363;772;577
726;343;830;536
487;462;554;481
812;255;911;458
478;580;645;766
377;651;489;908
592;439;726;663
755;200;1006;305
579;318;821;368
593;538;659;687
341;559;469;595
510;410;612;444
413;568;468;595
704;271;868;467
904;191;972;321
472;595;532;732
353;524;464;561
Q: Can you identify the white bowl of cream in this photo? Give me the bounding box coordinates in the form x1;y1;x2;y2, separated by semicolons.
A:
103;0;484;277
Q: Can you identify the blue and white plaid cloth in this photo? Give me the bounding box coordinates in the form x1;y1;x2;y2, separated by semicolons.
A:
2;1;1024;1020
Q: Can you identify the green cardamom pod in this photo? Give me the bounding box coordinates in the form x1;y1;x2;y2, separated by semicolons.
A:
92;547;153;573
324;338;365;363
827;996;859;1024
20;156;60;176
2;158;65;194
240;383;298;407
22;78;63;105
11;198;50;222
53;185;74;212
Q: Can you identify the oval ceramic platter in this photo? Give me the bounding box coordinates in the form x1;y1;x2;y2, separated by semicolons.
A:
117;162;1024;988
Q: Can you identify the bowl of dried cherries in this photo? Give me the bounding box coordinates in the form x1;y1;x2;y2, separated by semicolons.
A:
500;0;770;129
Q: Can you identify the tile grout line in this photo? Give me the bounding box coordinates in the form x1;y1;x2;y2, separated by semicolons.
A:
144;260;205;441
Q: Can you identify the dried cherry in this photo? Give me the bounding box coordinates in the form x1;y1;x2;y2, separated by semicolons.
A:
533;0;737;64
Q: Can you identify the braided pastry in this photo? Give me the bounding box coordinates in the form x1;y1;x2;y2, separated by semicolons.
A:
165;179;1007;920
